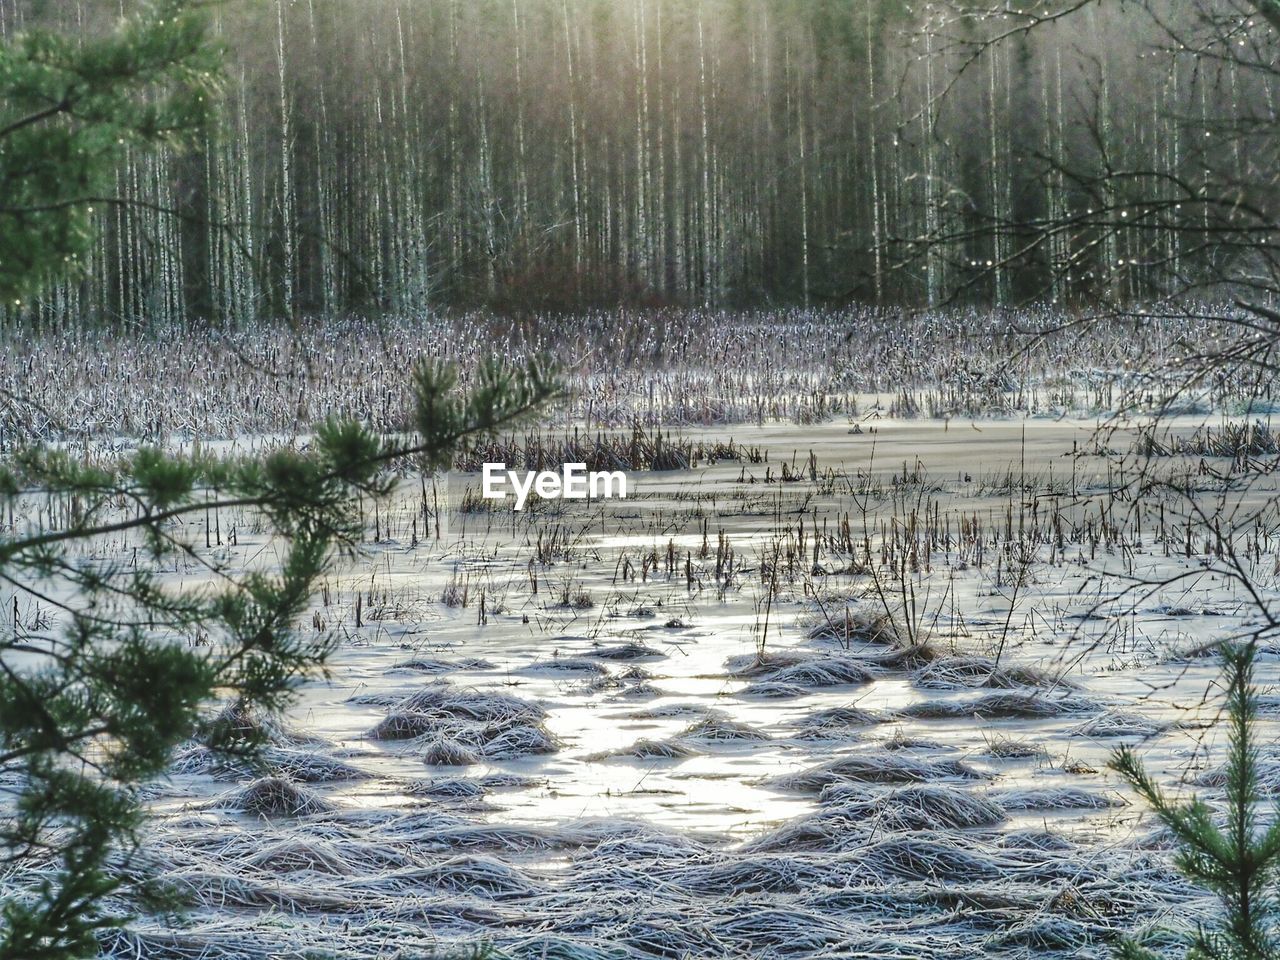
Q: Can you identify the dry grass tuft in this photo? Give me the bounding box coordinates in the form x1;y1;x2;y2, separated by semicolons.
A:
894;691;1098;720
199;698;322;749
725;651;814;678
211;776;335;818
397;683;547;723
798;705;881;728
523;657;611;676
395;656;495;673
990;786;1128;810
591;642;666;661
981;735;1051;759
1071;710;1169;739
760;658;874;688
422;739;481;766
821;783;1007;831
804;609;895;646
913;655;1074;691
770;750;990;792
680;713;771;743
590;738;698;761
366;683;558;759
738;680;811;699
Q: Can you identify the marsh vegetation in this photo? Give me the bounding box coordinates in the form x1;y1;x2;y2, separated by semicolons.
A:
2;313;1277;958
6;0;1280;954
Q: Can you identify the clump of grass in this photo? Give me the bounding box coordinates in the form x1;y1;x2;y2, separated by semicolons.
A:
1071;710;1169;739
211;776;335;818
680;713;770;743
770;750;990;792
558;581;595;609
982;735;1051;759
169;744;226;777
246;837;360;877
894;691;1098;720
800;705;881;727
396;656;496;673
858;642;941;670
669;854;858;896
623;703;709;720
399;855;542;899
821;783;1008;830
990;786;1128;810
998;829;1076;852
1191;750;1280;794
422;739;481;766
990;917;1102;951
590;738;697;761
790;705;882;739
740;808;864;853
804;608;895;646
258;747;370;783
368;683;557;759
878;729;945;752
476;773;545;791
580;831;712;862
407;777;487;799
166;867;347;912
521;657;610;676
852;834;1005;882
907;884;1041;914
479;723;559;758
441;572;469;607
738;680;811;699
912;655;1073;691
368;711;440;740
384;816;568;853
725;651;814;678
397;683;548;724
707;903;857;952
591;641;665;661
605;681;661;700
198;697;321;749
759;658;874;688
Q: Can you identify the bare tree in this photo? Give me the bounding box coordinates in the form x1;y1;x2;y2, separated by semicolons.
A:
897;0;1280;360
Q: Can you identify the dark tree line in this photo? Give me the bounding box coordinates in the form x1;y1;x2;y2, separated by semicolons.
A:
0;0;1268;322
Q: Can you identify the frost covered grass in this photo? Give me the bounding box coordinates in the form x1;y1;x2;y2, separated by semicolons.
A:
90;767;1188;960
3;322;1274;960
364;683;558;762
769;751;991;792
1;308;1269;448
894;692;1099;721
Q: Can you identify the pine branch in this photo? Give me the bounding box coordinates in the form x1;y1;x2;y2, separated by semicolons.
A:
0;356;559;957
1110;643;1280;959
